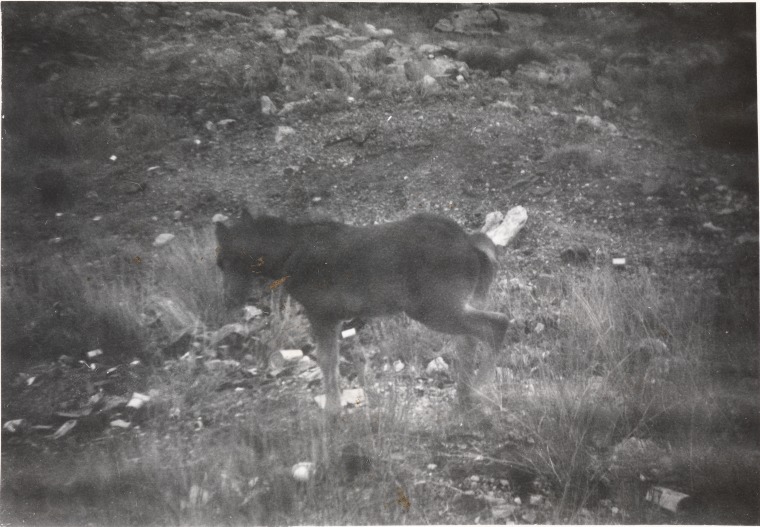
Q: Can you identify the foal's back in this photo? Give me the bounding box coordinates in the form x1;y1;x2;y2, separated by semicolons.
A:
282;214;492;323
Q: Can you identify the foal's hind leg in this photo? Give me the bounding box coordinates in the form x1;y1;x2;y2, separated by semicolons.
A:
414;303;509;406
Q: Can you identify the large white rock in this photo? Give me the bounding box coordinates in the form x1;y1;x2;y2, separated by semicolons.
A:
482;206;527;246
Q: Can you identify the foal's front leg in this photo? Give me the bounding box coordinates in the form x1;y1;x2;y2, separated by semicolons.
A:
459;306;511;405
311;317;342;416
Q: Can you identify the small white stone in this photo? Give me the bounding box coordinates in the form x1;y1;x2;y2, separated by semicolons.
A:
153;233;175;247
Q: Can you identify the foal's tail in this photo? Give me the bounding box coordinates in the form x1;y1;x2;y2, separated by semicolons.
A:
469;232;498;300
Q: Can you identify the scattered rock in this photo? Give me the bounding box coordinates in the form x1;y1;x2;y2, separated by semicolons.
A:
118;180;148;194
260;95;277;115
153;233;175;247
518;59;591;90
418;44;442;55
85;348;103;359
126;392;151;410
435;8;506;34
51;419;78;439
404;56;468;82
292;461;315;482
58;355;76;366
311;55;352;89
435;8;545;35
440;40;464;55
702;221;725;233
420;74;442;94
194;8;249;29
243;305;263;321
278;98;312;116
269;349;303;370
210;323;249;348
434;18;455;33
504;277;522;291
491;100;519;111
576;114;619;134
313;388;366;409
340;40;385;71
646;486;690;514
3;419;27;434
425;357;449;376
275;126;296;143
362;23;393;40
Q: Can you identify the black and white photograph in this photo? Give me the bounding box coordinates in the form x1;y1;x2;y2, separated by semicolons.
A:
2;2;758;525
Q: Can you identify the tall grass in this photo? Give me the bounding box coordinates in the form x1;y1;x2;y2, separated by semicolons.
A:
2;246;146;365
492;266;758;520
2;227;227;365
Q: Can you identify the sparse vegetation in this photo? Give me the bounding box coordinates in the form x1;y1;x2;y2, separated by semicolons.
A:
4;231;757;523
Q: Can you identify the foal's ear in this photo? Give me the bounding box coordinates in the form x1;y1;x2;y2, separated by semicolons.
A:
240;208;256;225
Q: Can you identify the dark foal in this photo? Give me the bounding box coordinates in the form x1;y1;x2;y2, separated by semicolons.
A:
215;210;510;416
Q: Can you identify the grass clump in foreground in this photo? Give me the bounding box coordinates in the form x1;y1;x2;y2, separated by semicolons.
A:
3;230;758;525
492;267;759;523
1;228;225;368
